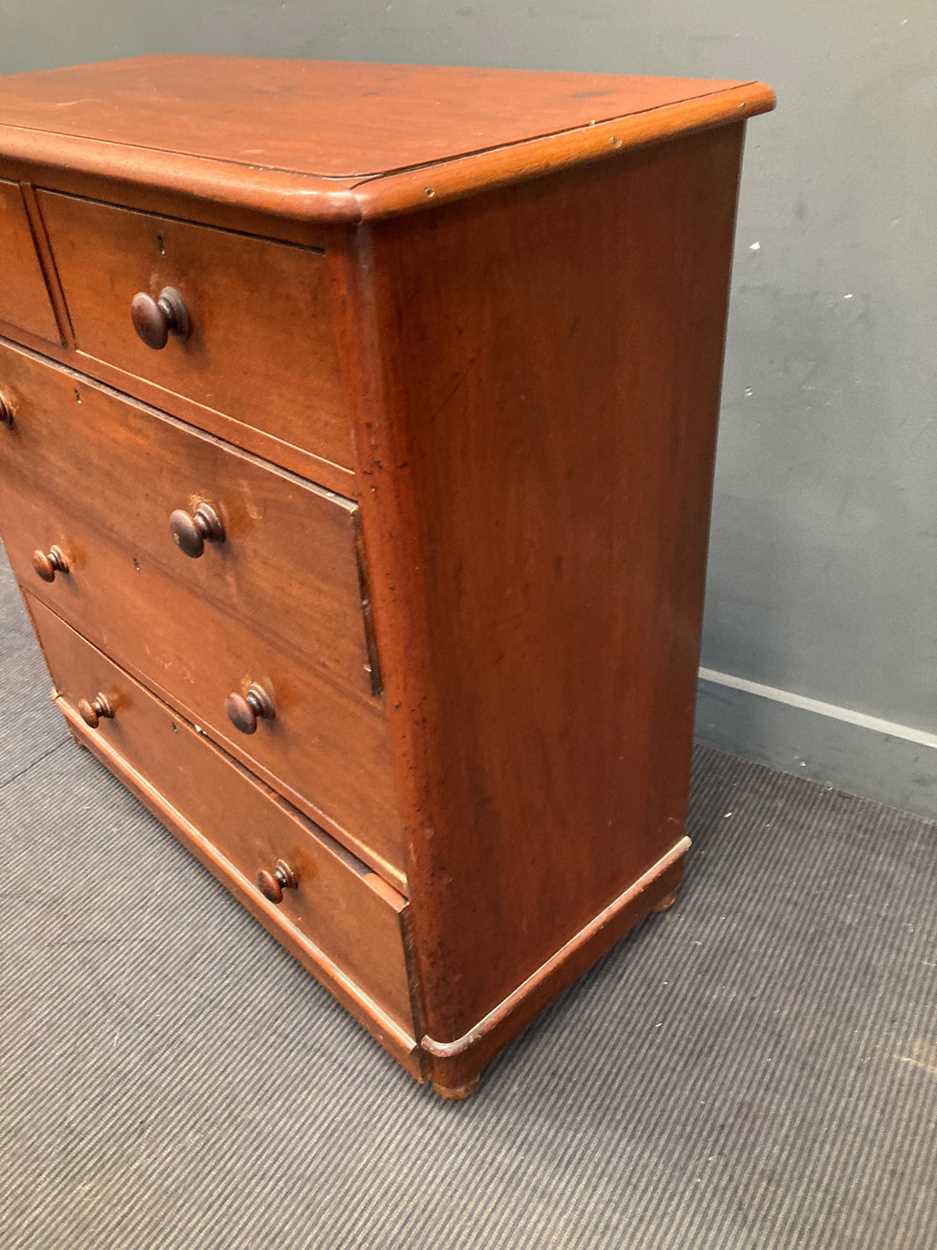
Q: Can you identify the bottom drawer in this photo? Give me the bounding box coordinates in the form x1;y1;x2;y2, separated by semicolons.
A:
27;593;419;1056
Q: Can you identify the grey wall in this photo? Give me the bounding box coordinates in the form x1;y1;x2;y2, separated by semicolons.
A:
3;2;936;813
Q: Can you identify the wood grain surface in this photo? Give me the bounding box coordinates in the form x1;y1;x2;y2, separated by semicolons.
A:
345;124;746;1044
29;593;416;1030
0;178;59;342
36;190;354;471
0;58;774;222
0;338;376;694
0;478;405;886
0;57;775;1092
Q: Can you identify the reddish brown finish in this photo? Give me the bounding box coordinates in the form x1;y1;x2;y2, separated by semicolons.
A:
60;677;423;1080
168;502;225;558
0;338;375;698
342;123;745;1050
0;58;762;178
28;594;418;1043
0;478;404;885
0;58;773;222
37;191;355;473
0;59;774;1096
225;682;276;735
77;692;113;728
130;286;191;350
256;859;299;905
423;843;687;1095
31;545;69;583
0;314;353;494
0;178;59;342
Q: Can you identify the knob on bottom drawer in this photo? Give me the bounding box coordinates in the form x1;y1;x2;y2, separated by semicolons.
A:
32;546;69;582
77;693;114;729
257;860;298;904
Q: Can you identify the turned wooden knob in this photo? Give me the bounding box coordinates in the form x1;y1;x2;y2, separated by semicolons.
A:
0;393;12;427
256;859;297;904
131;286;191;350
169;502;225;558
224;682;275;735
32;545;69;582
77;693;113;729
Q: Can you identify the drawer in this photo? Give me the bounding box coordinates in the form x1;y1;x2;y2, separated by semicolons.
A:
0;338;377;698
0;179;59;343
36;190;354;474
0;479;405;886
27;594;416;1037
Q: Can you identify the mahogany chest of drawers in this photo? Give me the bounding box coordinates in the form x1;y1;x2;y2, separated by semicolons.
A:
0;57;773;1097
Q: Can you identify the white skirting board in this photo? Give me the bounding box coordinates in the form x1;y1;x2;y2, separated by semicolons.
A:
695;668;937;821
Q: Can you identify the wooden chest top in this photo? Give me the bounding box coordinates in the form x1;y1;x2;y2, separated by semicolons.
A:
0;56;774;220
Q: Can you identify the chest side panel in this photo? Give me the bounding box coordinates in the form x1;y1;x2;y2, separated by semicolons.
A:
356;124;746;1041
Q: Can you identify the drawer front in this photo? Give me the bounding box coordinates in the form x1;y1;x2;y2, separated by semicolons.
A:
0;180;59;343
0;338;376;698
0;480;405;885
37;190;354;472
27;595;415;1033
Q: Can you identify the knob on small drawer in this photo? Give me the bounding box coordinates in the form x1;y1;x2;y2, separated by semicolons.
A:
77;693;114;729
169;502;225;558
32;546;69;583
131;286;191;350
225;682;275;735
256;859;298;904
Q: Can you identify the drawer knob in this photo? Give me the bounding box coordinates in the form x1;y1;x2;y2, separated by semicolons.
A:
225;681;275;735
0;393;12;427
256;859;298;904
131;286;191;350
77;693;113;729
169;502;225;558
32;545;69;583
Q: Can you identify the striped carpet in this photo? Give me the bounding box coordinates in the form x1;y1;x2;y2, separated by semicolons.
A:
1;550;935;1250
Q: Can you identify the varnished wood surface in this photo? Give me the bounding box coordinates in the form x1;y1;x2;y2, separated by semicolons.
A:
34;610;422;1074
29;593;416;1031
0;178;59;342
0;479;405;886
0;306;355;497
37;190;355;472
0;57;760;178
0;59;775;1093
346;124;745;1045
60;690;424;1077
422;842;687;1095
0;58;774;221
0;338;375;694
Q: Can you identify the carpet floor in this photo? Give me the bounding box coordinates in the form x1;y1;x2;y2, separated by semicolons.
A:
1;551;935;1250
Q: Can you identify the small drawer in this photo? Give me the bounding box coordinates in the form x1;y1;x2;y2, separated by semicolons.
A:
0;477;405;886
0;179;59;343
36;190;353;475
27;594;416;1036
0;339;377;698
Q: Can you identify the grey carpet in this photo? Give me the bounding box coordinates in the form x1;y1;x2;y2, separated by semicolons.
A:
1;547;935;1250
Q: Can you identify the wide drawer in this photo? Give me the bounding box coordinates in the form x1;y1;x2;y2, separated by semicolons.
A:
36;190;354;476
0;179;59;343
27;594;416;1037
0;338;377;698
0;477;405;886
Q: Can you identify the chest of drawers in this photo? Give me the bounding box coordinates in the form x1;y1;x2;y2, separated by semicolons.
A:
0;57;773;1098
